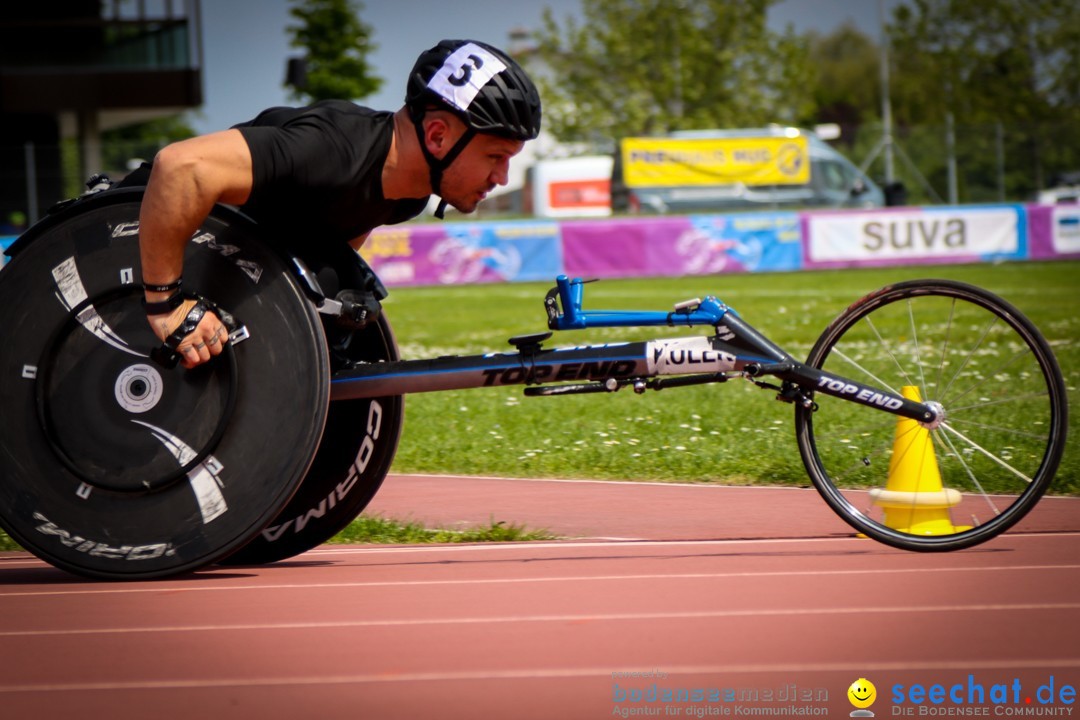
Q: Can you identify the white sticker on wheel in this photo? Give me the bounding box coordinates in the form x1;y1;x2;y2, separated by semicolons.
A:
52;257;142;357
133;420;228;524
114;363;164;414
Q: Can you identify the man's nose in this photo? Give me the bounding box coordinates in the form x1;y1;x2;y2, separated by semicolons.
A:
491;160;510;186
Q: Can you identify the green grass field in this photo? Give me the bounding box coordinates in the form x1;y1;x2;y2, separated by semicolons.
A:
380;261;1080;495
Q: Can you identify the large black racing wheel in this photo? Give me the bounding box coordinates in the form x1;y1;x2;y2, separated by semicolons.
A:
222;309;404;565
796;279;1068;552
0;188;329;579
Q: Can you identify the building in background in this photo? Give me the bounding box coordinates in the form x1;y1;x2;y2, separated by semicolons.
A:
0;0;203;225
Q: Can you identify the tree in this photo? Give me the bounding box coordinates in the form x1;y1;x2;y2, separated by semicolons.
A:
285;0;381;102
806;22;880;131
886;0;1080;198
531;0;812;144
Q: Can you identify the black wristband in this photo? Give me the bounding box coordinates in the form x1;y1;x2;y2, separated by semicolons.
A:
143;277;182;293
142;289;186;315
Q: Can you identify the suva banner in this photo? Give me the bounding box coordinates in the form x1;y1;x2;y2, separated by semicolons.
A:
621;136;810;187
313;203;1065;288
804;205;1026;268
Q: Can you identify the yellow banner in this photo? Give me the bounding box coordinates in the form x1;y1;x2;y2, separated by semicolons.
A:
621;136;810;187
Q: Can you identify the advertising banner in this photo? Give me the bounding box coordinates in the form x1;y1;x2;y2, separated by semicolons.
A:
1027;204;1080;259
359;204;1064;289
561;217;685;278
672;213;802;275
621;136;810;188
547;179;611;214
804;205;1026;268
562;212;802;279
362;221;562;286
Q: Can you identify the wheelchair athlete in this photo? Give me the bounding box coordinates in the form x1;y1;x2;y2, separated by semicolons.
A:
138;39;542;368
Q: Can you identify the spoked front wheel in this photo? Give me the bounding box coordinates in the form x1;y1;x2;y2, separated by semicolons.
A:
796;279;1068;551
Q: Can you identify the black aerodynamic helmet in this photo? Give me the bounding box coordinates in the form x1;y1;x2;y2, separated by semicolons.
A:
406;38;542;141
406;39;542;216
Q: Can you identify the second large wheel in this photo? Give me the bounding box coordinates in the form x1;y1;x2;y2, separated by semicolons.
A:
796;279;1068;551
221;300;404;565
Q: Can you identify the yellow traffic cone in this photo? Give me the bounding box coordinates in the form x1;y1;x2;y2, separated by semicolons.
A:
868;386;971;535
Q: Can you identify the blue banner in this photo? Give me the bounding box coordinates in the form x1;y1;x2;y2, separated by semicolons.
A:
682;212;803;273
441;221;564;283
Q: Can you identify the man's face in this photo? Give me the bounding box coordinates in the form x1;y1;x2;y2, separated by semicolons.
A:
438;132;525;214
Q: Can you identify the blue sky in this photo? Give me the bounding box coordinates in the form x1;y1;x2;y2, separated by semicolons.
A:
191;0;901;134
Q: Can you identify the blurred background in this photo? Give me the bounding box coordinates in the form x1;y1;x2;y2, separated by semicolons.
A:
1;0;1078;234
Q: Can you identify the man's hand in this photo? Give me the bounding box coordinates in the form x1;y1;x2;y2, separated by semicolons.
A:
148;298;228;369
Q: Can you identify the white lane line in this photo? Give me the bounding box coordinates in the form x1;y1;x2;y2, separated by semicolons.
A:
0;536;850;570
0;564;1076;599
0;535;854;566
305;537;849;555
2;657;1080;694
300;531;1080;556
1;601;1078;638
2;530;1078;567
386;473;832;489
386;473;1080;498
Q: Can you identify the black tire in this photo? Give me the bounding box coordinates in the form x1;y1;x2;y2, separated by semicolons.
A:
0;189;329;579
796;279;1068;551
221;311;404;565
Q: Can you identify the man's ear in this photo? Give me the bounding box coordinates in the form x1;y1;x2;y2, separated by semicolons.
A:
422;116;445;156
422;112;457;158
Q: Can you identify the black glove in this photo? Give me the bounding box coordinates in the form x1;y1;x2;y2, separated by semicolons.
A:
149;293;240;369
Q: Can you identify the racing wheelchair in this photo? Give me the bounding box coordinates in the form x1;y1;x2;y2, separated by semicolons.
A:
0;185;1067;579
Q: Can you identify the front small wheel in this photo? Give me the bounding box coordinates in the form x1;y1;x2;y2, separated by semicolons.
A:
796;279;1068;551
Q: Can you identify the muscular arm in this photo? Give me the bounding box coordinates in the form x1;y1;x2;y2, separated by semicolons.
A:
139;129;255;367
139;129;255;290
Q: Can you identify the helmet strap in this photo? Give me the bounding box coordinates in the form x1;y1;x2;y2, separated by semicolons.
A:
410;108;477;219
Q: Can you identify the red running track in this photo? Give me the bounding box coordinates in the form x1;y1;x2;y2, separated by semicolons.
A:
1;475;1078;720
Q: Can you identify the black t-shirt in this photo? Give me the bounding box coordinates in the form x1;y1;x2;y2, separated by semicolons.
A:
233;100;429;247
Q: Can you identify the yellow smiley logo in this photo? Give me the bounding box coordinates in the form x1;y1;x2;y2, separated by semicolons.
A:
848;678;877;709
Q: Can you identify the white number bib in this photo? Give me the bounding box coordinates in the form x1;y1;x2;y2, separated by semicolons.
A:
426;42;507;112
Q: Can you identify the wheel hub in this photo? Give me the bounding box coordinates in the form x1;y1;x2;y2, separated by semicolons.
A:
920;400;946;430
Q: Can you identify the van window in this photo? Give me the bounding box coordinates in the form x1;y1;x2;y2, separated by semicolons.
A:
819;160;851;192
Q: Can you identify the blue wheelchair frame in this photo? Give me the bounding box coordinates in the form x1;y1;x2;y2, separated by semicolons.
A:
330;274;939;427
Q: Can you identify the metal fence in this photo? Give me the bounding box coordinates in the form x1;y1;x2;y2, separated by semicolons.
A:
839;119;1079;207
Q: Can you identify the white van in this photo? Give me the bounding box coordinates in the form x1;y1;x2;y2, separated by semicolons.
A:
611;126;884;213
525;156;614;218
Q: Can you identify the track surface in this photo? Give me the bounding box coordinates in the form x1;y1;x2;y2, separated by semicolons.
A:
2;474;1078;719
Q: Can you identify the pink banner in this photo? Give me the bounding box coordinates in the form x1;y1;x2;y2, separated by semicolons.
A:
1027;204;1080;259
